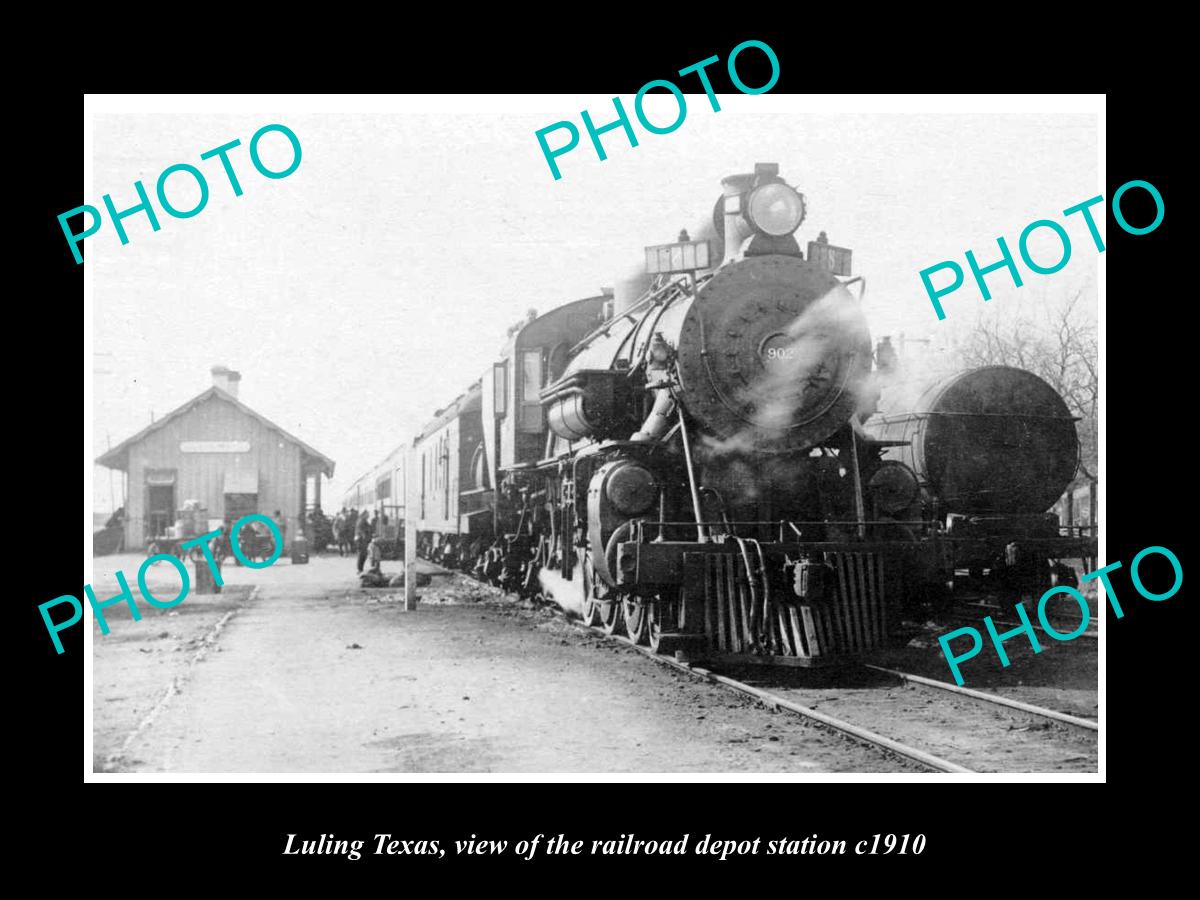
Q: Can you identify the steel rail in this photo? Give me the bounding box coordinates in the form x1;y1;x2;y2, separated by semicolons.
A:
864;665;1099;732
446;572;1092;771
944;612;1099;640
579;624;974;774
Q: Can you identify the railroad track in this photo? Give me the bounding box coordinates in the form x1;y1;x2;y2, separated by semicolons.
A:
862;664;1098;732
569;621;1097;774
945;615;1099;640
431;569;1099;772
574;622;973;773
949;600;1100;640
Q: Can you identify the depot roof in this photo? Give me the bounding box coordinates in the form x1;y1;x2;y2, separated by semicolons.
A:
95;386;336;477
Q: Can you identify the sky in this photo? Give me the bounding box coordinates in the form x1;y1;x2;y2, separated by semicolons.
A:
89;97;1100;514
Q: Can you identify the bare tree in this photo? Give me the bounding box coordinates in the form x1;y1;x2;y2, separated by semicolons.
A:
959;287;1098;482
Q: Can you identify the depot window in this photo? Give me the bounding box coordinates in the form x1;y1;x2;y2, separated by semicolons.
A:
522;350;542;401
494;362;508;416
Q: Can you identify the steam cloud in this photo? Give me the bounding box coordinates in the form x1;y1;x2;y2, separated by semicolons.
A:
536;567;584;618
699;289;868;456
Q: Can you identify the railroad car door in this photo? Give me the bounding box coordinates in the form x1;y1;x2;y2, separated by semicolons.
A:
483;362;504;485
443;435;451;521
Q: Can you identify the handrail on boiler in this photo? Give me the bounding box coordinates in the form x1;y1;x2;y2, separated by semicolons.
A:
676;406;708;543
567;279;677;356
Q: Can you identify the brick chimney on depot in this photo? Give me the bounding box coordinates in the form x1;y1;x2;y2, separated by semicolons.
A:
211;365;242;399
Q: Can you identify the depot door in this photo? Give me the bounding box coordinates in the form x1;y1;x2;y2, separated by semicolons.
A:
224;492;258;524
146;484;175;539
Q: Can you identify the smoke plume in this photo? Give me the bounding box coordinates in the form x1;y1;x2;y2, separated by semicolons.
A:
699;289;868;456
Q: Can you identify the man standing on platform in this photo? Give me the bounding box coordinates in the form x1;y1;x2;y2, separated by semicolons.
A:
273;509;287;556
355;509;373;574
331;511;345;557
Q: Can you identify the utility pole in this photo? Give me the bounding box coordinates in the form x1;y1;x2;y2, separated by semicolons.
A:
898;332;931;359
404;443;418;611
107;433;115;512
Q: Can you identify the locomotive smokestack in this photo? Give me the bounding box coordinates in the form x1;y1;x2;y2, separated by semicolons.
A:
720;172;755;266
692;216;722;267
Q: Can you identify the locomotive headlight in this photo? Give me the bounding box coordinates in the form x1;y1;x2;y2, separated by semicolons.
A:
746;182;806;236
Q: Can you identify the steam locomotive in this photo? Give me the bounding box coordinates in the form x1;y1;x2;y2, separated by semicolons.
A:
361;163;1095;664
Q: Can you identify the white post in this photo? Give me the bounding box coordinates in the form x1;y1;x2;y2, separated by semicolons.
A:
404;444;418;611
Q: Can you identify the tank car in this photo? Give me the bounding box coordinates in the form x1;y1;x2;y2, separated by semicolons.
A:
865;365;1097;593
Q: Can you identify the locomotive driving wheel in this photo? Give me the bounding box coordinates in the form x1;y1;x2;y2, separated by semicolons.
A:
599;593;624;635
623;596;648;645
580;553;602;627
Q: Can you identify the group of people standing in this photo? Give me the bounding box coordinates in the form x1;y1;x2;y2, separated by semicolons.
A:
332;507;389;574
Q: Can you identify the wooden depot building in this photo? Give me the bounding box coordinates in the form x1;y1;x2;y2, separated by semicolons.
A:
97;366;336;553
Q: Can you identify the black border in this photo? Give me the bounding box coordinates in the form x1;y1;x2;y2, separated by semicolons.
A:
29;31;1174;878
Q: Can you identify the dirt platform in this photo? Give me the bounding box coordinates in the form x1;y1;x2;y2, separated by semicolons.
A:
92;554;925;773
